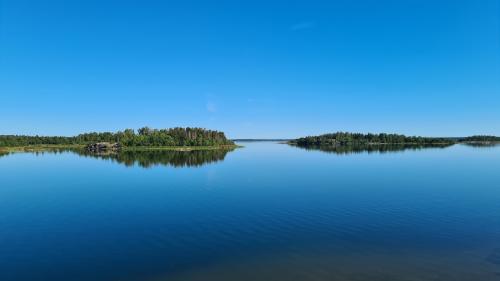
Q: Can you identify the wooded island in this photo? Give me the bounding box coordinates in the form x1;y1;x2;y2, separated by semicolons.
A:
289;132;500;146
0;127;236;152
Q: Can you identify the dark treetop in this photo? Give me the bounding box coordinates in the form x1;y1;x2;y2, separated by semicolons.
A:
0;127;234;147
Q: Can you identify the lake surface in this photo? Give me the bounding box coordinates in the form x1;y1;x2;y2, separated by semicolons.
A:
1;142;500;281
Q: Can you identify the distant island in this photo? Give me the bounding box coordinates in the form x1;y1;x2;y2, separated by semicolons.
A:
0;127;237;153
289;132;500;147
461;135;500;143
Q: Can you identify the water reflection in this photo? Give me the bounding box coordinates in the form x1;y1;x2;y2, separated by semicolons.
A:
77;149;235;168
1;148;235;168
2;142;500;281
462;142;500;148
290;143;454;154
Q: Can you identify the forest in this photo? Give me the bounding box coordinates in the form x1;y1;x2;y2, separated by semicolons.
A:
290;132;456;146
460;135;500;142
0;127;234;147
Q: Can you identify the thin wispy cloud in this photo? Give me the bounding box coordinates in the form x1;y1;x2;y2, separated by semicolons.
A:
290;21;315;31
206;101;217;113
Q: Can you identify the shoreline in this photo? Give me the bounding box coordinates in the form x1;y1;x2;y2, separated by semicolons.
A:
288;141;500;146
287;142;456;146
0;144;241;153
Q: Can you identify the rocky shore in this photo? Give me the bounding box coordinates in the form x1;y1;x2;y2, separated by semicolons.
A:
86;142;121;152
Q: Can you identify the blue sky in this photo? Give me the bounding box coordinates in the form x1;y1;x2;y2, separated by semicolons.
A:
1;0;499;138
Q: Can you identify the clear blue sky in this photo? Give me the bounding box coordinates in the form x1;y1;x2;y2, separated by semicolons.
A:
1;0;499;138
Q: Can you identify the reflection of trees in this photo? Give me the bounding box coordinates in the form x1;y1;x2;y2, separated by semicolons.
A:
0;151;10;158
290;143;453;155
75;149;234;168
78;149;232;168
0;148;234;168
462;142;500;148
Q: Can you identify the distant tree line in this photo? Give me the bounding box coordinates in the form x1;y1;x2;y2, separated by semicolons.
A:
0;127;234;147
460;135;500;142
290;132;456;146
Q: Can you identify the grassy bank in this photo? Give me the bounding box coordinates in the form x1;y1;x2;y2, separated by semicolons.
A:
0;144;85;153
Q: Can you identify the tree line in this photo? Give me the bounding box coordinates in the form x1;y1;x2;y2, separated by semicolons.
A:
290;132;456;146
0;127;234;147
460;135;500;142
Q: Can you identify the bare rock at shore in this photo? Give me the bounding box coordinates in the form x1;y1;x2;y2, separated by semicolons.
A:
86;142;121;152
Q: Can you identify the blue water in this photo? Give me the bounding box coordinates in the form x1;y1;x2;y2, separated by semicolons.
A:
1;142;500;281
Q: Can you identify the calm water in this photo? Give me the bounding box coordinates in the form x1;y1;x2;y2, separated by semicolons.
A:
1;142;500;281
